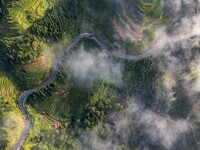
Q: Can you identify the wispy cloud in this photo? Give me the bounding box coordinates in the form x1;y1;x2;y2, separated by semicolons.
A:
76;98;191;150
64;46;123;87
154;1;200;52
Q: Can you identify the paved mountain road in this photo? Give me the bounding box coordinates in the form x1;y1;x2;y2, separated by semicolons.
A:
11;33;158;150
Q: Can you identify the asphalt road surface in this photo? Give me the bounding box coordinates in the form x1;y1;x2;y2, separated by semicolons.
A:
11;33;158;150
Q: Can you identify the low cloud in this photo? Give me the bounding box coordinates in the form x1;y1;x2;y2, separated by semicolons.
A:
154;1;200;52
138;109;190;149
161;0;182;13
64;47;123;87
76;99;191;150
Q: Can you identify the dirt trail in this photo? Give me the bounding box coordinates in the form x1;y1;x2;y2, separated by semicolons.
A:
42;115;61;129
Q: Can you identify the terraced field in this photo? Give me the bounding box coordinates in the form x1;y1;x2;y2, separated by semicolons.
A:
81;0;164;55
112;0;164;52
6;0;49;31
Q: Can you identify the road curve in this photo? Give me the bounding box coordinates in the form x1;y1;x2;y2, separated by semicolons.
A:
11;33;158;150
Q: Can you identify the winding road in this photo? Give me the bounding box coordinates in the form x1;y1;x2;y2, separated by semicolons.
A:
11;33;158;150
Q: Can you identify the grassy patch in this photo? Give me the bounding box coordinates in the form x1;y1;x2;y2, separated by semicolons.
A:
0;72;18;101
0;72;24;150
1;112;24;150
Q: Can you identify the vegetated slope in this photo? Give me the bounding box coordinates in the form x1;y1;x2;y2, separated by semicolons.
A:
0;0;86;148
0;0;84;91
2;0;200;149
0;72;25;150
23;43;200;149
0;0;84;66
23;39;161;149
25;65;124;149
